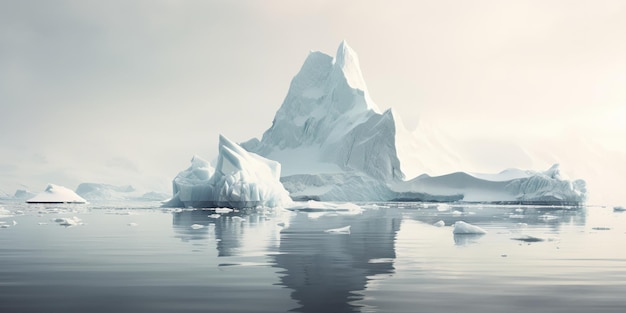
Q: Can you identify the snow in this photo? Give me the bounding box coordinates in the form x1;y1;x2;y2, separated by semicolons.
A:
26;184;87;204
163;135;292;209
453;221;487;234
190;224;204;229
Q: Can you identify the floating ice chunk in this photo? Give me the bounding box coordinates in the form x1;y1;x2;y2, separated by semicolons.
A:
128;222;138;227
514;223;528;228
453;221;487;234
437;203;451;211
324;225;351;234
190;224;204;229
12;220;17;226
208;214;221;219
512;235;544;242
433;220;445;227
231;216;245;221
38;222;48;225
0;207;12;218
54;216;82;227
215;208;233;214
452;210;463;216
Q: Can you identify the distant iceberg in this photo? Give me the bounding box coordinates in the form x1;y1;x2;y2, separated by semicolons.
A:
26;184;87;204
163;135;292;209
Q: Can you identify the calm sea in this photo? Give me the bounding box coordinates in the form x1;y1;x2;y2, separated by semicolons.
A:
1;200;626;313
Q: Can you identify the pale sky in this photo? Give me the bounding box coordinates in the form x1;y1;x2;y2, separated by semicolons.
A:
1;0;625;204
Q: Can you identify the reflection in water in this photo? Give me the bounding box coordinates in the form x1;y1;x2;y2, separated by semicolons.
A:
172;209;272;256
168;204;589;312
402;204;586;230
273;208;402;313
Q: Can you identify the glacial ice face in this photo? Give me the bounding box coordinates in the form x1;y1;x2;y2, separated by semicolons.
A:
26;184;87;204
242;41;403;181
164;135;292;209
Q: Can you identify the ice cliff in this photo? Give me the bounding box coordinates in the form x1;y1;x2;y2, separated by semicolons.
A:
164;135;292;208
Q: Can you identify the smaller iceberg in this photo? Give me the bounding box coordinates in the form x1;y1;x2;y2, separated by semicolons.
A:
452;221;487;234
164;135;292;209
26;184;87;204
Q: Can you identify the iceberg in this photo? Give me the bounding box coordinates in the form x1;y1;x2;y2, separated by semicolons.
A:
453;221;487;234
75;183;136;201
163;135;292;209
239;41;587;204
26;184;87;204
75;183;168;201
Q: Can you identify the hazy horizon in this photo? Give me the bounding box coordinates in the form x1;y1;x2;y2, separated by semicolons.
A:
1;1;625;205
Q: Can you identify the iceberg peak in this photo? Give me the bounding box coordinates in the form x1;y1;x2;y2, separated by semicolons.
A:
332;40;370;97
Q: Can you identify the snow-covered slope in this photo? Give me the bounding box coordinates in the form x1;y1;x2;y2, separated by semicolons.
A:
241;41;587;204
242;41;403;181
164;135;292;208
26;184;87;204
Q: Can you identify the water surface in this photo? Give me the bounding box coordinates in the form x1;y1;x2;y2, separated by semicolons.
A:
1;201;625;312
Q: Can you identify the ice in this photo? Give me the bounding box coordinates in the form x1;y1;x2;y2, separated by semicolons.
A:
287;201;363;216
128;222;138;227
13;189;36;199
512;235;544;242
452;221;487;234
614;206;625;212
53;216;82;227
208;214;221;219
215;208;233;214
190;224;204;229
75;183;135;201
26;184;87;204
433;220;445;227
0;207;12;218
164;135;292;209
237;41;587;204
324;225;351;234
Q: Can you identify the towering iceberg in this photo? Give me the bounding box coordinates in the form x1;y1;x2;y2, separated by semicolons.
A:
242;41;403;181
240;41;587;204
164;135;292;208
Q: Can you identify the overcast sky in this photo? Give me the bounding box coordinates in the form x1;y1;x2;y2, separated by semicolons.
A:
1;0;625;204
